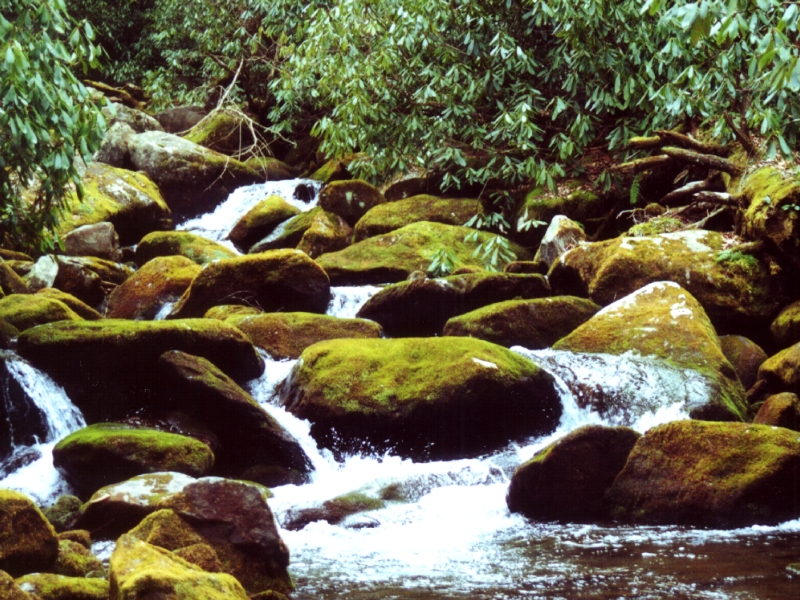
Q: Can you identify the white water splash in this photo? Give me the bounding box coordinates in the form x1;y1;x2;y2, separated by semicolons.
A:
326;286;382;319
153;301;177;321
0;442;75;506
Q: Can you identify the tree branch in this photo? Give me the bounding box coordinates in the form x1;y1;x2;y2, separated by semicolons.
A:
661;146;743;176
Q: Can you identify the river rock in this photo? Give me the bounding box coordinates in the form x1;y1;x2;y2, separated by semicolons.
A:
17;319;263;422
0;295;83;332
444;296;600;349
548;229;784;333
110;534;249;600
156;351;312;485
57;163;172;246
309;158;350;183
317;179;385;226
61;222;121;262
506;425;640;522
553;281;747;421
317;221;533;285
105;256;201;320
15;573;108;600
770;300;800;348
719;335;767;391
42;496;82;533
282;491;385;531
0;490;59;577
204;305;262;320
228;196;301;252
51;256;134;308
182;109;254;156
280;337;561;460
53;539;104;577
357;272;550;337
249;206;352;258
128;131;263;219
104;102;163;134
94;121;135;168
0;570;32;599
515;183;608;246
607;420;800;527
155;106;208;134
243;156;299;181
748;342;800;402
135;231;237;267
223;312;383;360
0;262;29;296
53;423;215;495
753;393;800;430
532;215;587;271
168;250;330;319
35;289;102;321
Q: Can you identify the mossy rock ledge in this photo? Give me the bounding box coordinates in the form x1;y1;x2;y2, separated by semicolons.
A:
0;490;59;577
553;281;748;421
16;319;263;422
357;271;550;337
280;337;562;460
135;231;237;267
316;221;532;286
53;423;215;496
606;420;800;527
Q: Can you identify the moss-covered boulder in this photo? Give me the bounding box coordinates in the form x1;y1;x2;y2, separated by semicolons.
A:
223;312;382;360
0;490;59;577
548;229;784;332
0;295;83;332
227;196;301;253
17;319;263;422
15;573;108;600
770;300;800;349
0;261;29;296
156;351;312;486
0;570;32;599
53;539;104;577
753;392;800;430
444;296;600;349
553;281;747;421
607;420;800;527
356;272;550;337
128;131;263;219
105;256;202;320
353;195;481;242
42;496;81;534
243;157;299;182
280;337;561;460
317;221;532;285
35;289;101;321
155;106;207;134
531;215;587;271
282;491;385;531
57;163;172;246
49;256;134;308
719;335;767;391
57;530;91;549
506;425;640;522
748;342;800;403
182;109;255;156
204;305;262;320
110;535;249;600
135;231;237;267
249;206;352;258
317;179;385;227
53;423;214;495
309;158;350;183
61;221;121;262
168;250;330;319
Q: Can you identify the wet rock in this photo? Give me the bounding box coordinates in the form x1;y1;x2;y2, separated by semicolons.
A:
110;534;249;599
506;425;640;522
42;495;82;533
317;179;385;227
0;449;41;480
607;420;800;527
53;423;215;496
444;296;600;349
35;289;102;321
381;170;433;201
155;105;208;134
182;109;255;156
17;319;263;422
228;196;301;253
719;335;767;390
168;250;330;319
135;230;237;267
0;490;59;576
0;320;17;350
61;222;121;262
531;215;586;271
128;131;263;219
156;351;311;485
53;539;104;577
15;573;108;600
753;393;800;431
223;312;383;360
105;256;201;320
548;229;784;333
0;295;83;332
282;491;385;530
249;206;352;258
281;337;561;460
357;272;550;337
553;281;747;421
0;355;51;458
317;221;533;285
353;195;481;242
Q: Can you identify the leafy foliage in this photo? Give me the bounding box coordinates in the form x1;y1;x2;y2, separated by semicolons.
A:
0;0;106;252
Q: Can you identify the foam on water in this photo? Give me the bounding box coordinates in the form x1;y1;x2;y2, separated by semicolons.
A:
0;442;74;505
326;286;382;319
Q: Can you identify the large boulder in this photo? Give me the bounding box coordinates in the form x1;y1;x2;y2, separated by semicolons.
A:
0;262;29;296
156;351;312;485
105;256;202;320
249;206;352;258
548;229;784;333
607;420;800;527
57;162;172;246
0;490;59;577
316;221;532;285
61;222;121;262
353;195;481;242
0;570;32;599
0;295;83;332
444;296;600;349
317;179;385;226
53;423;215;495
719;334;767;391
17;319;263;422
15;574;108;600
770;300;800;348
222;312;383;360
168;250;330;319
94;121;136;168
128;131;263;219
553;281;748;421
356;272;550;337
182;109;255;156
753;392;800;430
28;256;135;308
506;425;640;522
227;196;301;253
155;106;208;134
531;215;587;271
280;337;561;460
110;535;249;600
243;157;299;181
134;231;237;267
35;289;101;321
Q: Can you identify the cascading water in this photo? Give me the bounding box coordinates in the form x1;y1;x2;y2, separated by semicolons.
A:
326;286;383;319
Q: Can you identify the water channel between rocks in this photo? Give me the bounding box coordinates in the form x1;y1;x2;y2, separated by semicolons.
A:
1;179;799;598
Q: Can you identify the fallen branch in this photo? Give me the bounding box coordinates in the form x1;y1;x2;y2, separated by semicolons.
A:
611;155;674;175
626;136;662;150
660;179;714;205
661;146;743;176
655;130;727;156
693;191;738;206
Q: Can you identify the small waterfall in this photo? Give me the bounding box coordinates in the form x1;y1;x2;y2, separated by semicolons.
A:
153;301;177;320
326;286;382;319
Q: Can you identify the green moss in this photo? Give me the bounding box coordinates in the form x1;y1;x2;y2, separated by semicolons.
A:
135;231;237;266
15;573;109;600
627;216;683;237
228;195;301;251
35;289;102;320
54;539;104;577
283;491;385;530
317;179;385;226
42;495;82;533
516;182;604;243
309;159;350;183
249;206;352;257
0;489;59;577
0;295;83;332
183;110;252;155
204;304;263;320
